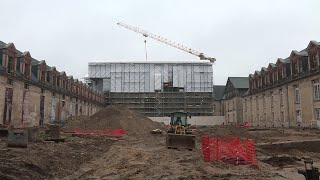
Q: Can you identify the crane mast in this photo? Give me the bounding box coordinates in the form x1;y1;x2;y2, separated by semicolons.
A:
117;22;216;63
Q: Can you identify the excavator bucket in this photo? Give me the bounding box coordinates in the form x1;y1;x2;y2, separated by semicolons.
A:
166;133;196;150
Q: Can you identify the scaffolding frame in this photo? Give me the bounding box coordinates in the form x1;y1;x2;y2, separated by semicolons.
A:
89;61;214;117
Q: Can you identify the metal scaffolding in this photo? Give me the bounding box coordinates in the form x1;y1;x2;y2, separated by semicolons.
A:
88;61;214;116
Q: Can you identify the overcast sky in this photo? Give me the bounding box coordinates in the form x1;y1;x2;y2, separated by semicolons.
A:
0;0;319;85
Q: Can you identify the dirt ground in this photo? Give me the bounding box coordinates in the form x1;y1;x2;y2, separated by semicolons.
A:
1;106;320;179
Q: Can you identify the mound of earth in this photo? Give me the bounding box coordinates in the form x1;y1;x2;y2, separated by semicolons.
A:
63;105;164;135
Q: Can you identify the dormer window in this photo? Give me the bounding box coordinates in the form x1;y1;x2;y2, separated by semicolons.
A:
7;57;14;73
282;67;286;78
0;50;3;66
47;72;50;82
299;61;303;73
317;53;320;66
41;70;46;82
16;58;21;74
57;76;60;87
294;63;298;74
25;63;30;78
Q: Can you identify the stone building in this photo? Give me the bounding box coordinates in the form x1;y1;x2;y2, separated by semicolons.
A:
243;40;320;128
0;41;104;128
223;77;249;124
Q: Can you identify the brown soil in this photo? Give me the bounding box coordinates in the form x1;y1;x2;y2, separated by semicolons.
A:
63;105;164;135
2;106;320;179
0;136;115;180
262;155;301;168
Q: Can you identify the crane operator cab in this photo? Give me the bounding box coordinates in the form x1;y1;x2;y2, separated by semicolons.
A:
166;111;196;150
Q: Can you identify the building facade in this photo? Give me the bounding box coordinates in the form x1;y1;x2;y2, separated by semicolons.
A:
213;85;225;116
243;40;320;128
0;41;104;128
223;77;249;124
88;61;214;117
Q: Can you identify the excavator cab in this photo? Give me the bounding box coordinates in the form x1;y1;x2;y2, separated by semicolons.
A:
166;112;196;150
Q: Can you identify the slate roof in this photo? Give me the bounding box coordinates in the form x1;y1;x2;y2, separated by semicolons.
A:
213;85;225;100
228;77;249;89
0;41;7;48
269;63;276;68
261;67;268;72
292;49;308;57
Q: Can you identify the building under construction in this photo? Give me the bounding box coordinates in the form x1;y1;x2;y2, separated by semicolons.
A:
88;60;214;117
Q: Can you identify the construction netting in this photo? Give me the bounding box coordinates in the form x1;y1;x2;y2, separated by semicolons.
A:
201;136;257;166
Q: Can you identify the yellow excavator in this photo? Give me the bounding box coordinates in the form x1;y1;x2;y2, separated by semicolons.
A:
166;111;196;150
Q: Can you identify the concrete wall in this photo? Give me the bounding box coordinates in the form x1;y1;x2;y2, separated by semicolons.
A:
149;116;225;126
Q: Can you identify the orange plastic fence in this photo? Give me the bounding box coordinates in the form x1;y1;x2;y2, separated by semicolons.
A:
201;136;257;166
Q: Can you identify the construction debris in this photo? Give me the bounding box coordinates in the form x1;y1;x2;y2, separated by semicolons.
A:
150;129;163;134
44;125;65;143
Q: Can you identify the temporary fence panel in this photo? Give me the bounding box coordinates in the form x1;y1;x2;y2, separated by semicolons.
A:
201;136;257;166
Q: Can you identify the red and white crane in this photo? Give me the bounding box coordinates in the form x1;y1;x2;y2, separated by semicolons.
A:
117;22;216;63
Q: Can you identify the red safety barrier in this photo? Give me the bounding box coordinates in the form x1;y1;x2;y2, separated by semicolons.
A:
201;136;257;166
72;129;126;136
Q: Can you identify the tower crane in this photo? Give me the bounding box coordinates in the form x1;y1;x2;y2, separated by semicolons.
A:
117;22;216;63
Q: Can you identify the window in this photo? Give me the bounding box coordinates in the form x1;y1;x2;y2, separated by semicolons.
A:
294;85;300;103
271;92;274;108
47;73;50;82
233;101;235;110
272;112;275;122
245;99;247;112
256;96;259;110
41;89;45;94
263;94;266;109
282;67;286;78
280;89;284;106
250;98;253;111
7;57;13;73
295;63;299;74
317;53;320;66
0;50;2;65
24;84;29;89
52;92;56;96
299;61;303;73
257;114;259;123
7;78;13;85
16;58;21;73
296;110;301;123
264;113;266;121
313;80;320;100
315;108;320;121
25;63;30;78
280;111;284;122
